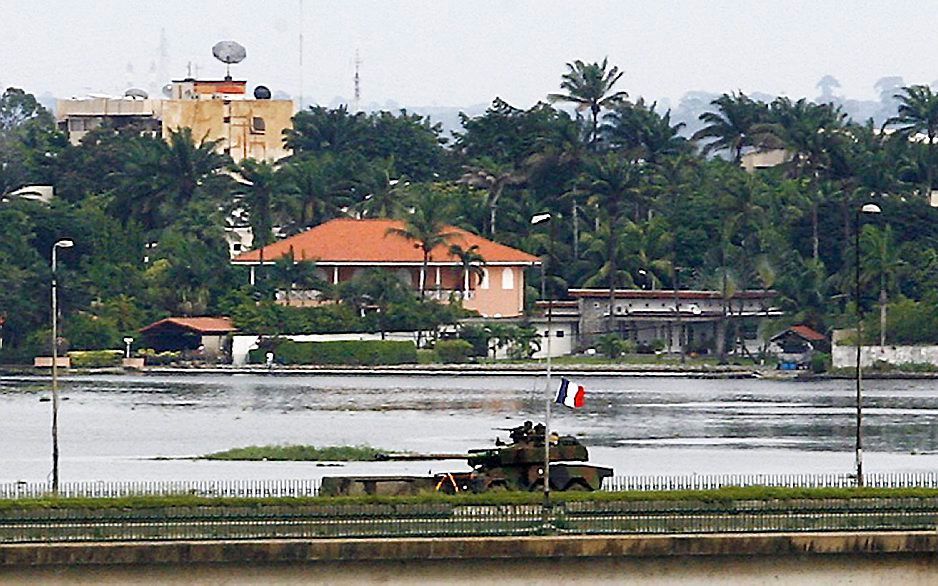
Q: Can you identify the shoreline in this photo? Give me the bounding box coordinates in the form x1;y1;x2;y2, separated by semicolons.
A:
2;363;937;379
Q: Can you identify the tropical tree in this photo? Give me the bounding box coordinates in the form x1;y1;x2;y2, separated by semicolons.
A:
692;92;767;162
352;158;408;218
280;154;349;230
548;58;629;148
602;99;689;163
622;216;674;290
233;159;292;247
386;186;459;298
459;158;526;236
448;243;486;301
581;154;643;332
886;85;938;199
860;224;906;345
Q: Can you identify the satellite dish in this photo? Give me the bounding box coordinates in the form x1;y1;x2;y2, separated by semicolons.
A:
161;84;173;98
212;41;247;64
212;41;246;79
124;88;149;99
253;85;271;100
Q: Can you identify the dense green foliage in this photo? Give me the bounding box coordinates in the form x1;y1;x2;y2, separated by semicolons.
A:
67;350;122;368
248;339;417;366
4;61;938;362
202;444;383;461
433;339;474;363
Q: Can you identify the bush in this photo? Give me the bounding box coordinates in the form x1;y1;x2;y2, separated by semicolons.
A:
434;339;473;363
137;348;182;365
249;339;417;366
68;350;123;368
810;352;830;374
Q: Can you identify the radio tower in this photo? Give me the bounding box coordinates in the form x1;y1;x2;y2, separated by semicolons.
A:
353;50;362;112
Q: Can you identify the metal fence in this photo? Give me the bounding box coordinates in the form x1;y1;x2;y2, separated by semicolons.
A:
0;479;321;500
2;498;938;543
605;471;938;491
5;471;938;500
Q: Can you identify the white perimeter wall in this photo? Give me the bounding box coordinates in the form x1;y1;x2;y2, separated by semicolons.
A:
231;332;419;365
832;342;938;368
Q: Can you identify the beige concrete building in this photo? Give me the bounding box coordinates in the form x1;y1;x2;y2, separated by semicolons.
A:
56;78;293;162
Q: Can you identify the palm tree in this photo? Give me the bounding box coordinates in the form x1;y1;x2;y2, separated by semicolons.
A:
386;186;459;299
353;159;408;218
459;158;526;236
622;217;674;290
448;243;486;301
580;154;642;332
234;159;292;247
602;99;689;163
753;98;848;260
548;58;629;148
115;128;229;233
280;154;348;231
860;224;905;345
692;93;767;163
886;85;938;199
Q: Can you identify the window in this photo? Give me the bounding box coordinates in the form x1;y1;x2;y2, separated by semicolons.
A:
223;116;231;124
501;268;514;290
479;268;490;289
232;243;242;251
556;331;565;338
251;117;266;134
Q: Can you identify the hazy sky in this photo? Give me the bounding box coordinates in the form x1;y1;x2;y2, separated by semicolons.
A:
4;1;938;108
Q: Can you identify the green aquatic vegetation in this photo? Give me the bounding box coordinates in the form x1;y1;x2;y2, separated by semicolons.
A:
201;444;385;462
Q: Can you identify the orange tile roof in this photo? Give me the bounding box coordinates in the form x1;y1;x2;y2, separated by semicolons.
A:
232;218;540;265
788;324;826;342
140;317;236;334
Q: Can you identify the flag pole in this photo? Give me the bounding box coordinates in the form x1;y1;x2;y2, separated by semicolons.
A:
544;276;553;509
531;211;554;510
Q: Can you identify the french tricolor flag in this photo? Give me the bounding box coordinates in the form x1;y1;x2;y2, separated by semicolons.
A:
555;378;585;409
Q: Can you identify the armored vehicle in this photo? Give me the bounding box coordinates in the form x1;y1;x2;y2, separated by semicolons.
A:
319;421;612;496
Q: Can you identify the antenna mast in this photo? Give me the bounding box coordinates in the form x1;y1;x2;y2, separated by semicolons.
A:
353;49;362;112
298;0;305;111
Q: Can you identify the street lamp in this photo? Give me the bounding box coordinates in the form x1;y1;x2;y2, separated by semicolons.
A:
854;203;880;487
531;211;554;509
123;337;134;359
673;267;685;364
51;238;74;494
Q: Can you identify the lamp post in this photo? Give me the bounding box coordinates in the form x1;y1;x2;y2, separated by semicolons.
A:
531;212;554;509
854;203;881;487
51;238;74;494
673;267;685;364
123;337;134;359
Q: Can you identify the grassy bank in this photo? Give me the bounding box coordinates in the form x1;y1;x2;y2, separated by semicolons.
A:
201;444;384;461
5;486;938;511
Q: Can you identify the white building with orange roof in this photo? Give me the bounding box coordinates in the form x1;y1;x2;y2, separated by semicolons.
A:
231;218;541;318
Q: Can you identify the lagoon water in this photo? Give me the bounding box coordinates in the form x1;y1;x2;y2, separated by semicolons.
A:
2;373;938;483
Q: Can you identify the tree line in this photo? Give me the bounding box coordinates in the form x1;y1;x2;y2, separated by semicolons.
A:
3;59;938;360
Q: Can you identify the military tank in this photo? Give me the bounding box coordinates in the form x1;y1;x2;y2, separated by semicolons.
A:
319;421;613;496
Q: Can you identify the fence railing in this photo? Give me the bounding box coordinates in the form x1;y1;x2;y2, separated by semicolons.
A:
4;471;938;501
0;472;938;499
2;498;938;543
0;479;321;500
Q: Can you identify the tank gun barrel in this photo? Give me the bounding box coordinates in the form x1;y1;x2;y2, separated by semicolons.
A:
374;452;467;462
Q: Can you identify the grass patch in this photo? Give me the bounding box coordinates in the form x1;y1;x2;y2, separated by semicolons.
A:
5;486;938;511
201;444;384;462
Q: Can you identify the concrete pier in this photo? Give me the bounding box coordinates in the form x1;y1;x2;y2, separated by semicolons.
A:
3;532;938;584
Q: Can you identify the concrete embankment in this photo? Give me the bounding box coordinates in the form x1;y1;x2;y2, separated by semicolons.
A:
3;532;938;584
1;363;766;378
